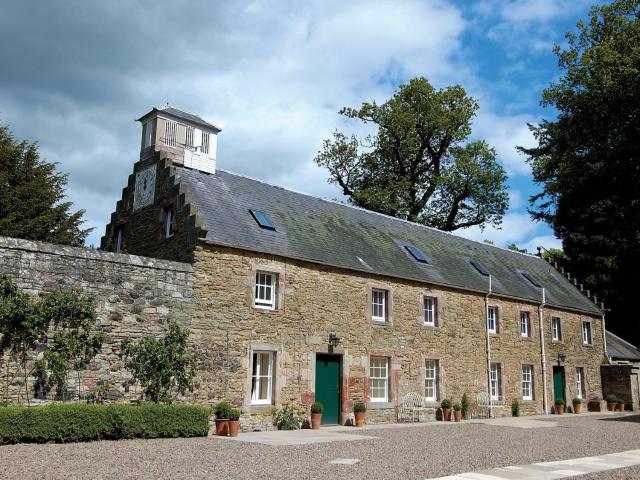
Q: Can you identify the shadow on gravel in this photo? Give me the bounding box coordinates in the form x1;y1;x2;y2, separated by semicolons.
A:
598;414;640;424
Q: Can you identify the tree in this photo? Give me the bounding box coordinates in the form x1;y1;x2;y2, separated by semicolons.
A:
120;321;196;404
0;124;91;246
314;78;509;231
519;0;640;343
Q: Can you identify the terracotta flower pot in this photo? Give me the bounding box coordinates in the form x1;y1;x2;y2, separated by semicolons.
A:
311;413;322;429
454;410;462;422
573;403;581;414
354;411;366;427
215;418;229;436
228;420;240;437
556;403;564;415
443;407;452;422
607;402;616;411
617;403;625;411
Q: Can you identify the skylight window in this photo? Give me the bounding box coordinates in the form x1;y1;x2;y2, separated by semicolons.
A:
404;245;429;264
249;209;275;230
470;260;490;276
522;271;542;288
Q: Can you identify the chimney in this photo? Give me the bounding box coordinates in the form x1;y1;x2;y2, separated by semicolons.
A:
136;106;221;174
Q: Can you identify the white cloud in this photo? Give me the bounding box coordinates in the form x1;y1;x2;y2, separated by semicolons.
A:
520;235;562;254
456;212;538;246
472;110;535;176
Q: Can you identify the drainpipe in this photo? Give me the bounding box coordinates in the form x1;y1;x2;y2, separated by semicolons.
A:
485;274;492;417
538;287;549;415
602;310;609;362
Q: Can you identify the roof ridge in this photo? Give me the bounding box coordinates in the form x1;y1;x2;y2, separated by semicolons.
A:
216;168;542;260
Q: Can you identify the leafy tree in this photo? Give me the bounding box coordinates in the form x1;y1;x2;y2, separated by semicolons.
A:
120;321;196;404
0;124;91;246
519;0;640;343
506;243;528;254
315;77;509;231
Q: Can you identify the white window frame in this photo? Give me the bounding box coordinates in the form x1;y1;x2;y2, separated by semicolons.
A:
487;306;498;333
371;289;387;323
490;363;501;401
114;227;123;253
551;317;561;341
201;132;210;154
424;359;438;402
423;297;437;326
520;311;530;337
522;365;533;400
163;206;174;239
164;120;178;147
369;356;389;402
251;351;274;405
575;367;585;399
185;126;194;148
582;321;593;345
144;121;153;148
254;271;277;310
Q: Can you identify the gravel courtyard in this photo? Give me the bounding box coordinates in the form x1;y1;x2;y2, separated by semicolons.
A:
2;413;640;480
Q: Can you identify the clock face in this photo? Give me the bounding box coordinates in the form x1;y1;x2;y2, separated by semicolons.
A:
133;166;156;211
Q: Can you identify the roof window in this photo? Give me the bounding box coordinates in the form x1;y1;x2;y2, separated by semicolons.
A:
470;260;490;276
249;209;276;230
404;245;429;264
522;271;542;288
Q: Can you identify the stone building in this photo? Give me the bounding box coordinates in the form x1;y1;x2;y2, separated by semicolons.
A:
95;107;606;428
601;331;640;411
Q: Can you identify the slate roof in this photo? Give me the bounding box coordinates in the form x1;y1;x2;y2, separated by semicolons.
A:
177;167;602;316
137;107;221;132
607;331;640;360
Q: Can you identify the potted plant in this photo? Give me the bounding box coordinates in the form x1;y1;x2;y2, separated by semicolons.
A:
572;397;582;414
511;399;520;417
228;408;241;437
453;403;462;422
606;394;617;411
441;399;452;421
555;398;565;415
310;402;323;429
617;399;625;412
214;401;232;436
353;401;366;427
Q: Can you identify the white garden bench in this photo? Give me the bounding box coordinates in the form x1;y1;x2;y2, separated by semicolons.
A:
397;392;427;422
476;391;498;418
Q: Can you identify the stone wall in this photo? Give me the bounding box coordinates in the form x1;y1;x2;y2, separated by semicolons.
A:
0;236;194;404
100;151;205;263
192;243;605;430
601;364;636;409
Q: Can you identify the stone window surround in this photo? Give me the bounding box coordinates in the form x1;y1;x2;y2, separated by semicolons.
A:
487;304;502;334
248;262;286;313
517;308;536;341
581;319;594;346
550;315;563;343
574;365;588;399
519;361;536;402
244;343;283;412
419;292;446;329
489;360;504;402
366;284;394;326
159;202;175;240
367;352;395;409
420;353;444;404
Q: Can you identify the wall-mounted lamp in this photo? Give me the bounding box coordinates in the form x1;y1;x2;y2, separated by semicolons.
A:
329;332;341;348
557;352;566;365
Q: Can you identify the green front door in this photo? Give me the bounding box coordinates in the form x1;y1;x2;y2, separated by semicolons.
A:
553;367;566;404
315;354;341;425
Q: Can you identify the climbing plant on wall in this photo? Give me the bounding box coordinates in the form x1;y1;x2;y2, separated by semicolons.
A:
0;274;104;404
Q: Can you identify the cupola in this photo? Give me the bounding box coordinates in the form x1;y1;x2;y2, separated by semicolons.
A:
137;105;221;174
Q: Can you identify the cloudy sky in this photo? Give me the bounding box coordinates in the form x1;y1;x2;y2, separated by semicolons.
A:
0;0;599;248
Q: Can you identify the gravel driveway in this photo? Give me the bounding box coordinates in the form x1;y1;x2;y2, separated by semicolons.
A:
1;414;640;479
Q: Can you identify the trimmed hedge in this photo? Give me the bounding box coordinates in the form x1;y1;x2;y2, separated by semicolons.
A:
0;403;212;445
